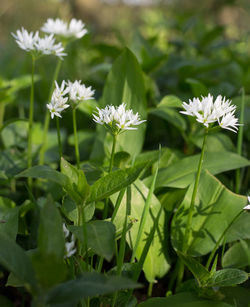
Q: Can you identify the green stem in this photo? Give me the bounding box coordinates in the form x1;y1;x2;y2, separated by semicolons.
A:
72;108;80;168
77;204;88;271
130;164;159;263
206;209;244;270
148;282;153;297
183;128;208;253
39;59;62;165
27;56;35;189
0;102;5;129
56;116;62;159
235;87;245;194
103;134;117;219
109;134;117;173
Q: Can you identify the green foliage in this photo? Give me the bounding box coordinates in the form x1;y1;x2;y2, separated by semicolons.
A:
46;272;141;305
70;220;116;261
171;171;247;256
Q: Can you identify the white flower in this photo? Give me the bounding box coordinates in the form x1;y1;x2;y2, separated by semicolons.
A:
41;18;88;39
34;34;66;59
47;81;70;119
243;196;250;211
63;224;76;258
12;27;67;59
12;27;39;51
67;80;95;103
93;103;146;135
180;93;239;132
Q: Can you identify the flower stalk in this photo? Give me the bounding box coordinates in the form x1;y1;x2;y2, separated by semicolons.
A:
39;59;62;165
56;116;62;159
235;88;245;194
27;56;35;188
183;127;208;253
72;107;80;168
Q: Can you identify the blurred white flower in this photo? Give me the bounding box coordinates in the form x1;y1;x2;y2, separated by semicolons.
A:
93;103;146;135
47;81;70;119
180;94;239;132
63;223;76;258
67;80;95;103
41;18;88;40
243;196;250;211
12;27;66;59
11;27;39;51
34;34;66;59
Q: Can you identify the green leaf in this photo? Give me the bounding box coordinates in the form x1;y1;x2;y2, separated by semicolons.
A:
60;158;90;203
0;197;18;240
157;95;183;108
70;220;115;261
38;198;65;258
177;252;210;287
87;162;147;203
171;171;247;256
222;239;250;268
97;47;147;158
138;292;232;307
0;233;37;292
111;180;171;283
206;269;248;287
144;151;250;189
16;165;69;187
62;196;95;224
46;272;141;304
149;95;186;131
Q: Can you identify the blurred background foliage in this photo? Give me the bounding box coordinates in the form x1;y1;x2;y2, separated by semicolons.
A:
0;0;249;181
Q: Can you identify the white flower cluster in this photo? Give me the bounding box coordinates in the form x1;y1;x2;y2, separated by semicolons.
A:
47;80;95;119
63;223;76;258
12;28;66;59
93;103;146;135
47;81;70;119
243;196;250;211
41;18;88;39
180;94;240;133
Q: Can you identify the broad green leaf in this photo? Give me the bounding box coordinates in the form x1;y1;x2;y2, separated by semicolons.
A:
150;95;186;131
97;47;147;158
60;158;90;203
177;252;210;287
38;198;65;258
149;107;186;131
171;171;247;256
192;133;235;152
222;239;250;268
157;95;183;108
87;162;147;203
111;180;171;283
70;220;115;261
0;197;18;240
62;196;95;224
220;286;250;307
46;272;141;304
0;233;37;292
206;269;248;287
138;292;232;307
16;165;69;186
144;151;250;189
31;252;67;290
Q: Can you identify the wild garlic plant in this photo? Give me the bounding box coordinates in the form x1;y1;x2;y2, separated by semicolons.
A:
177;93;240;284
12;27;66;189
47;80;95;165
39;18;88;165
